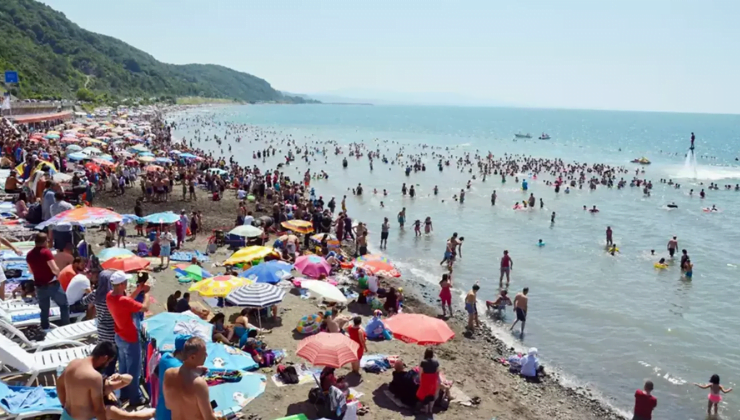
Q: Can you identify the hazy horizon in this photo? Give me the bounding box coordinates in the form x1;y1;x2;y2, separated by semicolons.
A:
40;0;740;114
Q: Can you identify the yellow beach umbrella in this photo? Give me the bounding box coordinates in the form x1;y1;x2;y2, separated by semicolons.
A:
138;156;155;163
223;246;280;266
85;138;106;145
188;275;252;297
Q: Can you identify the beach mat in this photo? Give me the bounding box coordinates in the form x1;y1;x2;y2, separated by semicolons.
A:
271;365;321;387
170;250;210;262
208;371;266;417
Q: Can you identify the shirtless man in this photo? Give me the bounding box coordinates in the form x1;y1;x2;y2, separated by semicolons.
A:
667;236;678;258
439;233;460;268
465;284;480;330
57;341;117;420
163;337;216;420
510;287;529;336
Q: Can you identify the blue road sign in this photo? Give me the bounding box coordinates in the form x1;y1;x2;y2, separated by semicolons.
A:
4;71;18;84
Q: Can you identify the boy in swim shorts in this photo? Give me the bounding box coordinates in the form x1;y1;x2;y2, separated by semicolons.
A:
465;284;480;330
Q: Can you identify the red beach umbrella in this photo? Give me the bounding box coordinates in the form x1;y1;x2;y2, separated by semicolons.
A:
384;313;455;345
296;332;359;368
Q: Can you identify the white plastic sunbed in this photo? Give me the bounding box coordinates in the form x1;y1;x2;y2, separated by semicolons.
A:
0;305;86;328
0;335;94;386
0;318;96;351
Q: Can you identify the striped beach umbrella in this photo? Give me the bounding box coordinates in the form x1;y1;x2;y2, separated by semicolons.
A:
225;283;285;307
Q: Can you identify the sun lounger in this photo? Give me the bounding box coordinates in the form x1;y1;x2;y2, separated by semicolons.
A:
0;381;62;420
0;335;95;386
0;318;96;351
0;304;86;327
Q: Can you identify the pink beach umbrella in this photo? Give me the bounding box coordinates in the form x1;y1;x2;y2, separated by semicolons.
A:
294;255;331;279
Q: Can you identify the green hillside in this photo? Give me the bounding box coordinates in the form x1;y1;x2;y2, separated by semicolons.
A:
0;0;310;103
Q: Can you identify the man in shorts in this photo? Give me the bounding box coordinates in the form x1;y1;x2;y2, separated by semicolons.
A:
667;236;678;258
465;284;480;330
380;217;390;249
510;287;529;336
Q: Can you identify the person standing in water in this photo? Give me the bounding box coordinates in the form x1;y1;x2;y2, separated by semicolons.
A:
491;190;497;206
397;207;406;229
690;132;695;150
380;217;390;249
667;236;678;258
606;226;613;246
510;287;529;336
499;250;513;288
694;374;732;416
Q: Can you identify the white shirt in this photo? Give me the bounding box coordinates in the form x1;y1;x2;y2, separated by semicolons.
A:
243;215;254;226
66;274;91;304
367;276;379;293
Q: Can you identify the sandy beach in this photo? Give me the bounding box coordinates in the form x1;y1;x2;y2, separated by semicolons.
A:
88;183;625;420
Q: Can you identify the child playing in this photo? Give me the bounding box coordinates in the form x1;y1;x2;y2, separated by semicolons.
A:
413;220;421;236
694;374;732;416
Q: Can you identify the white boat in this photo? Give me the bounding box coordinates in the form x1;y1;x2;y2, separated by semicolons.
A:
539;133;551;140
514;132;532;139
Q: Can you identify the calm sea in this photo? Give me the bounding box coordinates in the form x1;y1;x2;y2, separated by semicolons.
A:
173;104;740;419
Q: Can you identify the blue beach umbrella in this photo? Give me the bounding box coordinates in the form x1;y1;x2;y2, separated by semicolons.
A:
143;211;179;224
65;145;83;153
154;157;173;164
66;152;89;161
238;260;293;285
180;152;197;159
141;312;213;351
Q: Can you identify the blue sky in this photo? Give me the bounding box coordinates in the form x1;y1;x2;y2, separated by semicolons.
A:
41;0;740;113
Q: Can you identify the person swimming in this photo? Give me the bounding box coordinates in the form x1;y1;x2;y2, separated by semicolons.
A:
667;202;678;208
589;205;600;213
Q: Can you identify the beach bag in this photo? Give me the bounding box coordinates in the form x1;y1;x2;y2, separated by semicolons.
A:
277;364;299;384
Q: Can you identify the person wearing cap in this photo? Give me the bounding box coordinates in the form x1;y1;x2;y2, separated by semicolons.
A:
154;335;189;420
107;270;150;405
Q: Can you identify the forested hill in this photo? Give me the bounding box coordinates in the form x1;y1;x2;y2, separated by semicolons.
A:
0;0;310;103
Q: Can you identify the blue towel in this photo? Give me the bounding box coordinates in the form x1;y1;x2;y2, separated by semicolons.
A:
11;312;40;323
170;250;210;263
0;382;61;414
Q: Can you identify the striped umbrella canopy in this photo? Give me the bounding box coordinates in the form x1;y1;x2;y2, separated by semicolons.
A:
281;220;314;234
36;207;123;230
296;332;359;368
226;283;285;307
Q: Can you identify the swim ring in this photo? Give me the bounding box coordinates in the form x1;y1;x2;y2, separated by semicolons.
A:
340;261;354;269
654;263;668;269
296;313;322;335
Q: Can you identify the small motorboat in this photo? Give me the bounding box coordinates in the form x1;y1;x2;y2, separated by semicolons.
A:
538;133;551;140
631;157;651;165
514;132;532;139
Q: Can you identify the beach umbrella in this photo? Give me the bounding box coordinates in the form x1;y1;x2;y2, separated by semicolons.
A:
310;233;340;248
84;162;101;173
93;158;116;168
131;144;149;152
81;146;102;155
229;225;263;238
384;313;455;345
294;255;331;279
36;207;123;230
299;280;347;303
296;332;358;368
65;145;83;152
102;255;150;272
61;136;77;142
223;246;279;266
208;168;228;175
66;152;89;162
173;264;212;282
281;220;314;234
138;156;155;163
141;312;213;350
143;211;179;224
226;283;285;307
238;260;293;285
44;133;60;139
97;154;114;161
154;157;173;164
354;259;401;278
52;173;73;183
84;138;106;145
189;275;252;298
180;152;197;159
144;165;164;173
97;247;135;262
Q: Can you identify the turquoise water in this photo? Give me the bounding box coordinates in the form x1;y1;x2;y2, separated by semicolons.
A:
173;105;740;419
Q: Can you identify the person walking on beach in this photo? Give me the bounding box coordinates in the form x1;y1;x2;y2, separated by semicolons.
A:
380;217;390;249
606;226;613;246
500;250;513;288
667;236;678;258
465;283;480;330
510;287;529;336
439;272;453;318
632;380;657;420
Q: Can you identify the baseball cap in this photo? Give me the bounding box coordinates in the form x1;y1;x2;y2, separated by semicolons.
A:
174;334;192;352
110;270;129;285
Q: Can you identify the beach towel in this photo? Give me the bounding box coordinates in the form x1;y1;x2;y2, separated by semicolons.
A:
0;382;62;415
170;250;210;263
